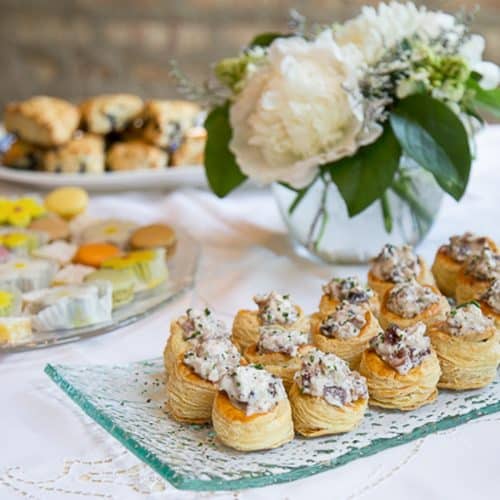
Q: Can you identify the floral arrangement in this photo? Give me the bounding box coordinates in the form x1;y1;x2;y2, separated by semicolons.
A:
174;2;499;232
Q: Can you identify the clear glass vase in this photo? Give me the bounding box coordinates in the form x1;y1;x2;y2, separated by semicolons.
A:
272;157;444;264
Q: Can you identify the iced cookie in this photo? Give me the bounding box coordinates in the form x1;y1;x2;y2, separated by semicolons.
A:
129;223;177;256
29;214;70;241
79;219;137;248
44;187;89;220
73;243;121;268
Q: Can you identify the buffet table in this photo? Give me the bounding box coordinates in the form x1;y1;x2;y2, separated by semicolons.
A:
1;126;499;500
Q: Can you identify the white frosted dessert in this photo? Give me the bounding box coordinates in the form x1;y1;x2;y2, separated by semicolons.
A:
23;281;112;331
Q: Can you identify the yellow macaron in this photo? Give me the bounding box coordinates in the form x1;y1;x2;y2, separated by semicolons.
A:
44;187;89;220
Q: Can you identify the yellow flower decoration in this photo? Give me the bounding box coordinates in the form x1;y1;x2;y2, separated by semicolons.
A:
0;197;46;228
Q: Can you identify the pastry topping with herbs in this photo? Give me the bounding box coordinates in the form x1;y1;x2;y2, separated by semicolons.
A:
480;279;500;313
294;348;368;407
465;248;500;281
253;291;298;325
370;323;431;374
322;276;374;305
257;325;309;356
444;302;493;336
179;308;229;342
386;280;440;318
319;301;367;339
183;338;241;383
370;244;419;283
218;365;287;415
444;232;494;263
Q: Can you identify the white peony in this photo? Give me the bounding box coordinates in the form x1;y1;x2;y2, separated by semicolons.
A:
336;2;458;64
229;30;382;188
460;34;500;89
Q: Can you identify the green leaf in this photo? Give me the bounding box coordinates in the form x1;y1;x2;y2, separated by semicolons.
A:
249;32;285;48
204;103;247;197
380;192;393;233
390;94;471;201
322;126;401;217
467;78;500;118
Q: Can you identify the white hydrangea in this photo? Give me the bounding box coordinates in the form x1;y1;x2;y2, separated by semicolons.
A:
229;30;382;188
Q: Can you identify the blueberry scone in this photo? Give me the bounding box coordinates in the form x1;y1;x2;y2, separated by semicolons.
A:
141;100;201;149
2;138;43;169
4;96;80;147
171;127;206;166
80;94;144;134
106;140;168;171
43;133;105;174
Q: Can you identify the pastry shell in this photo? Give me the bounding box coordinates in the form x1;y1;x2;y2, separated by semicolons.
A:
368;256;435;300
243;344;314;392
318;292;380;319
165;354;216;424
358;350;441;411
231;305;309;353
379;286;450;330
288;383;367;437
211;391;294;451
311;310;380;370
429;323;499;390
479;300;500;329
455;268;495;304
163;318;190;376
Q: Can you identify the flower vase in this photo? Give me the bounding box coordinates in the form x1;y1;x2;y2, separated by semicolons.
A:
272;156;444;264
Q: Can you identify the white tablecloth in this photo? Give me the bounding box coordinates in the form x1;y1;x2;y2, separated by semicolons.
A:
1;127;499;500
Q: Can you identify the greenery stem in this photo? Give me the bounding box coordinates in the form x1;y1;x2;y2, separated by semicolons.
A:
380;192;393;233
391;176;434;225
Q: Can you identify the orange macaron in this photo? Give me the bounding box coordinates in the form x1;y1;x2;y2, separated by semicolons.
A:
73;243;121;268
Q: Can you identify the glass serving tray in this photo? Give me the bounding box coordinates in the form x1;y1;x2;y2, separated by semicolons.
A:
2;231;199;352
45;358;500;491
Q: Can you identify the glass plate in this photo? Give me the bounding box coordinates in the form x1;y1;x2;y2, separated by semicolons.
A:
2;231;199;352
45;358;500;491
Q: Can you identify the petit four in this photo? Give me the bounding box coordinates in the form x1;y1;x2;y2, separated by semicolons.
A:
0;317;32;345
85;268;136;308
23;281;112;331
29;214;70;241
32;241;77;266
129;223;177;256
52;264;95;286
73;243;121;268
44;187;89;220
0;257;57;292
79;219;137;248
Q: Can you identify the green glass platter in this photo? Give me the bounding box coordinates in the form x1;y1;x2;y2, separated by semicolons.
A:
45;359;500;491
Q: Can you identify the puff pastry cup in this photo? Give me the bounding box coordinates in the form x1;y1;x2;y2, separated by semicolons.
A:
429;304;499;390
479;280;500;329
455;248;500;304
166;337;241;424
358;323;441;411
367;244;435;300
319;276;380;318
431;233;497;298
212;365;294;451
243;326;313;391
163;308;229;376
232;291;309;352
311;304;380;369
289;349;368;437
379;281;449;331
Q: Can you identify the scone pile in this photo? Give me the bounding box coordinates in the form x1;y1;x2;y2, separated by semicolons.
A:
1;95;205;173
162;234;500;452
0;186;174;347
